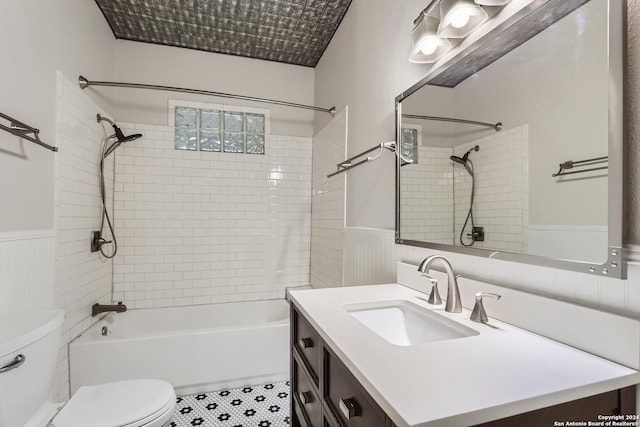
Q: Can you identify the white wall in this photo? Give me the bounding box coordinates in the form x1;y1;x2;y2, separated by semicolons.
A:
0;0;115;232
111;41;316;138
0;0;116;402
313;0;431;229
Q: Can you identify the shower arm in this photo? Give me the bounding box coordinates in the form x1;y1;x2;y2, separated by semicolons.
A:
96;113;115;127
79;76;336;117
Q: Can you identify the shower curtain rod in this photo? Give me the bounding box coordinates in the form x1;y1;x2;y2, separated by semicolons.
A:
402;114;502;131
79;76;335;116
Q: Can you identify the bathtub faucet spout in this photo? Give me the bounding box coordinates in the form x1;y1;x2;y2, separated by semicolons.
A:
92;302;127;317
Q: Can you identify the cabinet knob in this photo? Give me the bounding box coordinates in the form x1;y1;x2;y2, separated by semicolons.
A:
298;391;314;405
298;337;313;349
339;397;358;420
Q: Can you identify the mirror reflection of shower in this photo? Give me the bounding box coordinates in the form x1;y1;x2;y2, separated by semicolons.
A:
92;114;143;258
450;145;484;246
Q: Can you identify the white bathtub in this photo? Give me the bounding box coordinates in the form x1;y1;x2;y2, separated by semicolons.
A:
69;299;290;395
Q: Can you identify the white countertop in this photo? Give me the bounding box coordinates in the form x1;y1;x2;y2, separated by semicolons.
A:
289;284;640;427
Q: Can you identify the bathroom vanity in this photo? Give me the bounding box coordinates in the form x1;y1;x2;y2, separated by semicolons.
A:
289;285;638;427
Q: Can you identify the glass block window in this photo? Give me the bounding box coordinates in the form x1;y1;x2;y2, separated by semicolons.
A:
401;127;419;165
174;106;265;154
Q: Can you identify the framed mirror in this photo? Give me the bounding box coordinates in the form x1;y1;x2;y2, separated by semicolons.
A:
395;0;626;278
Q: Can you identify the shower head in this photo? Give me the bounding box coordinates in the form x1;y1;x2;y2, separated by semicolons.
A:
451;145;479;176
112;126;143;143
97;114;143;158
449;155;467;164
450;145;480;164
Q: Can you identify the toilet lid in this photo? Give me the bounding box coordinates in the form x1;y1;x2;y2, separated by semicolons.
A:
52;379;175;427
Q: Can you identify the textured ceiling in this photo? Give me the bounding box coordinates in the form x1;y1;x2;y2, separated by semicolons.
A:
95;0;352;67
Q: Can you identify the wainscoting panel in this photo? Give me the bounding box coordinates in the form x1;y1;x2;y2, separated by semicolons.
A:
343;227;396;286
0;230;56;313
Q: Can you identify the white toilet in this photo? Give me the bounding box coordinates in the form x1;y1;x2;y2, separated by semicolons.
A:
0;310;176;427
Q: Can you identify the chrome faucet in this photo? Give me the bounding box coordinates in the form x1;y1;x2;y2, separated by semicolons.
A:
417;256;462;313
92;302;127;317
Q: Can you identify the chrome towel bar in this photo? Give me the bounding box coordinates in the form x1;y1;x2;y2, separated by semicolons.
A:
552;156;608;177
0;112;57;152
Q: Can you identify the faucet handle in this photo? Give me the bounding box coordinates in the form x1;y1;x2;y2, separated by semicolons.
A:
470;292;501;323
421;274;442;305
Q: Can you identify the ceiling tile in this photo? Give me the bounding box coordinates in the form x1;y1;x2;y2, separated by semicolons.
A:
95;0;352;67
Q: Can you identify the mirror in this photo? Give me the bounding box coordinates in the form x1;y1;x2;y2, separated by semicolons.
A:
396;0;626;278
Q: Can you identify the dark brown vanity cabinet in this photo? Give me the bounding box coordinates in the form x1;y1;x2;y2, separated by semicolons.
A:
291;304;394;427
290;303;636;427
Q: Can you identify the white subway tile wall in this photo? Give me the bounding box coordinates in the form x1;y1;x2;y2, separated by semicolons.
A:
55;73;115;400
310;108;348;288
111;123;311;308
399;146;454;243
453;125;529;252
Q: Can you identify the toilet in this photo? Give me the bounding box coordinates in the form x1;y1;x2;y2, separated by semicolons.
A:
0;310;176;427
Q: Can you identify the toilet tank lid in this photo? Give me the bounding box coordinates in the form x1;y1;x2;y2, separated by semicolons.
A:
53;379;176;427
0;310;65;357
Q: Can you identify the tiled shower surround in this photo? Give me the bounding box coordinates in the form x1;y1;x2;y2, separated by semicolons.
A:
400;125;528;252
453;125;529;253
111;124;312;308
400;146;454;244
310;108;347;288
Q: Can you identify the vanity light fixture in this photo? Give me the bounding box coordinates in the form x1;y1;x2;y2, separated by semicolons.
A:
409;15;452;63
474;0;512;6
438;0;488;38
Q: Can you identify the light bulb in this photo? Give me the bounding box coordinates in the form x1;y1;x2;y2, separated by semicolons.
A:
449;9;471;28
419;39;439;55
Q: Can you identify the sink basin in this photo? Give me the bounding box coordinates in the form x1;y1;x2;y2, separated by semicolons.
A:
345;300;478;346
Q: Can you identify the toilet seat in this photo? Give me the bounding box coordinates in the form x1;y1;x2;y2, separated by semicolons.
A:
51;379;175;427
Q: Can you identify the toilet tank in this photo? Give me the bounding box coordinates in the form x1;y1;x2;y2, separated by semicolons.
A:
0;310;65;427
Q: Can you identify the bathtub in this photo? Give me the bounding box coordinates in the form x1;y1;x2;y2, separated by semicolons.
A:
69;299;290;395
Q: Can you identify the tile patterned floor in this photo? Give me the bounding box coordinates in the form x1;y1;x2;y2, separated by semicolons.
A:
170;381;290;427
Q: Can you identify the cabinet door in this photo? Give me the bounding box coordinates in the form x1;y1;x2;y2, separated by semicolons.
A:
324;348;388;427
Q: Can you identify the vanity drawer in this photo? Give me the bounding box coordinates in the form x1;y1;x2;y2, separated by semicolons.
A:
293;355;322;427
324;348;388;427
294;308;321;383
